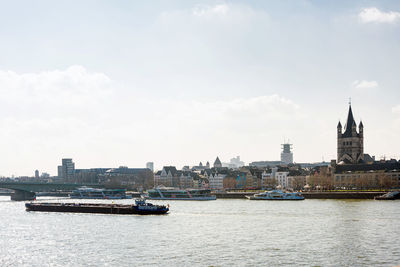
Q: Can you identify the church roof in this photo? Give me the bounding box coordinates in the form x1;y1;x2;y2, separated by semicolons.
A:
163;166;178;176
343;105;357;138
214;157;222;165
335;161;400;174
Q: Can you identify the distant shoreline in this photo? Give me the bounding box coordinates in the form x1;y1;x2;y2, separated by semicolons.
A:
0;191;389;199
214;191;386;199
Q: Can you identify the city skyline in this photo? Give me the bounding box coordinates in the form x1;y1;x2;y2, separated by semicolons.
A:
1;1;400;176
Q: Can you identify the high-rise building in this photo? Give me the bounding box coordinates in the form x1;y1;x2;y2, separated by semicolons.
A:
281;143;293;164
58;158;75;181
57;166;63;178
337;104;364;164
146;162;154;172
34;170;39;178
230;156;244;168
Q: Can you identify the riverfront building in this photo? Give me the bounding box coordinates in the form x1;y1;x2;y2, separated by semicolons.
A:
58;158;75;181
276;171;290;188
250;161;283;168
332;161;400;189
146;162;154;172
154;166;194;188
207;171;226;190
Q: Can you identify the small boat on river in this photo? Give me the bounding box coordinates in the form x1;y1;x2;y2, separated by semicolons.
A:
247;190;305;200
25;199;169;215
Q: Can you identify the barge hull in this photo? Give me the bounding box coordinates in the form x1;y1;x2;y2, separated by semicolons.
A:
25;203;168;215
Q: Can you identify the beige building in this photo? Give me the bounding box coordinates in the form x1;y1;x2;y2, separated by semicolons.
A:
333;162;400;189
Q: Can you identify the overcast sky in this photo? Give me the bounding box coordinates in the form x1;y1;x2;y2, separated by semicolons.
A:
1;0;399;176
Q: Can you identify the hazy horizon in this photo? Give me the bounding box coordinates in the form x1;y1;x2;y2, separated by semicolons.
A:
1;0;399;176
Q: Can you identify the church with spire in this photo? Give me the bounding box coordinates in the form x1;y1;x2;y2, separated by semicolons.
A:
337;103;364;164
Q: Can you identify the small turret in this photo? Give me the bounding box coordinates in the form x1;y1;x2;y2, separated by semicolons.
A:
359;120;364;137
351;120;357;134
337;121;342;135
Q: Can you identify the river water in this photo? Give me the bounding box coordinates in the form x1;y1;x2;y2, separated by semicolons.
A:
0;196;399;266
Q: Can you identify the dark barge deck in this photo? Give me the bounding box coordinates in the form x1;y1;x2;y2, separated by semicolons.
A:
25;202;169;215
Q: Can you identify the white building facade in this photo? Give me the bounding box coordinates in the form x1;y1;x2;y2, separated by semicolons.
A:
275;171;290;189
208;173;225;190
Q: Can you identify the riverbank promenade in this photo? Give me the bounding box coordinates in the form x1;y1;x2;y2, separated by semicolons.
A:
214;191;386;199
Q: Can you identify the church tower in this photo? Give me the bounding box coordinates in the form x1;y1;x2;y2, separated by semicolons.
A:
213;157;222;168
337;104;364;164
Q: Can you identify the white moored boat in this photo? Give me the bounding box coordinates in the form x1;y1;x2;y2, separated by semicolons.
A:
247;190;304;200
69;187;132;199
146;187;216;200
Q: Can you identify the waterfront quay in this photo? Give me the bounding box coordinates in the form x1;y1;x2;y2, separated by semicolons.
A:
214;191;386;199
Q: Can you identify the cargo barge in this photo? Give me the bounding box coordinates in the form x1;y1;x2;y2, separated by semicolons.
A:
25;199;169;215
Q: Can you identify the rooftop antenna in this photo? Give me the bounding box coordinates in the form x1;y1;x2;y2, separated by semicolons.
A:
349;97;351;106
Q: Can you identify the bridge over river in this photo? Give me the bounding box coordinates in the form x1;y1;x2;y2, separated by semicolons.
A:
0;182;105;201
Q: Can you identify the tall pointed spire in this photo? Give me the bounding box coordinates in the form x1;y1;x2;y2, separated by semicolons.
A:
343;104;356;137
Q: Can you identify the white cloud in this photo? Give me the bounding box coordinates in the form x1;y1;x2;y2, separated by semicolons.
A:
0;65;112;108
392;105;400;115
359;7;400;24
136;94;302;144
0;66;302;176
0;66;116;176
352;80;378;89
159;2;264;26
146;94;299;124
192;4;230;17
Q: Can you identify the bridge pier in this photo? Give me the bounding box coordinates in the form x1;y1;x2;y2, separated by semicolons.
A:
10;190;36;201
